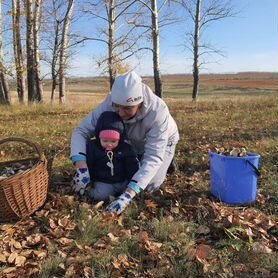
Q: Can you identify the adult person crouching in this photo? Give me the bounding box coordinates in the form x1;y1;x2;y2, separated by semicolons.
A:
71;71;179;214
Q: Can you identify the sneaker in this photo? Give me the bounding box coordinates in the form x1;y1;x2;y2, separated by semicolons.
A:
167;158;179;174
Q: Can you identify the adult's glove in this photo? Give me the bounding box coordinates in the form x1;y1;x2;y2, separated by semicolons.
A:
106;192;134;215
71;168;90;195
106;181;142;214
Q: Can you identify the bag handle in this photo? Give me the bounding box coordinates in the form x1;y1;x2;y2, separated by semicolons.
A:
246;160;260;176
0;137;42;160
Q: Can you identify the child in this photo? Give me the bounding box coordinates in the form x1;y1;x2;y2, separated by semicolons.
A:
72;111;139;202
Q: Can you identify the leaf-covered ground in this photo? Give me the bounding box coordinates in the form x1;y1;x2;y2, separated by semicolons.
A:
0;94;277;278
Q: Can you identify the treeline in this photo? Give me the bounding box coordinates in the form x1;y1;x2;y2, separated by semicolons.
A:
0;0;234;105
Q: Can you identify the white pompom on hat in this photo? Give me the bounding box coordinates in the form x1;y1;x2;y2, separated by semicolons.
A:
111;71;143;106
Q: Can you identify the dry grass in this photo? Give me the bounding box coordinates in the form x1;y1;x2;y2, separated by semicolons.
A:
0;74;277;278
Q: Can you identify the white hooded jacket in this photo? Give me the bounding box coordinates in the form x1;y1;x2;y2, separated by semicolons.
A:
71;82;179;190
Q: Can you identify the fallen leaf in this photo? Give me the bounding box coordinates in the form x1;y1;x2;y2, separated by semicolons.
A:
19;250;33;258
84;266;94;278
51;227;64;238
65;257;77;266
65;264;77;276
227;214;233;223
2;227;16;235
58;216;70;228
145;199;157;210
196;257;210;273
252;242;272;254
0;253;7;263
138;230;149;244
170;207;180;214
26;267;40;276
165;187;175;194
117;215;124;227
59;263;66;270
94;240;109;249
256;227;269;236
3;267;17;274
33;250;47;259
49;218;57;229
107;232;119;242
15;255;26;266
112;254;129;269
94;201;104;209
138;211;148;220
145;241;162;254
195;244;212;260
10;239;22;250
196;225;210;235
58;250;68;259
233;263;251;273
102;212;117;223
58;237;74;246
254;268;271;276
35;209;49;217
7;252;17;264
25;234;42;246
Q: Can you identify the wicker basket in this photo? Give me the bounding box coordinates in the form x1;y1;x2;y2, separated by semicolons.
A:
0;137;49;222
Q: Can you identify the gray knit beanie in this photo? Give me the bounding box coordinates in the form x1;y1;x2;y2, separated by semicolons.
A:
111;71;143;106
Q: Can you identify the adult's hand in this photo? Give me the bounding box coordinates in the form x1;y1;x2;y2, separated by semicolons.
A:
72;168;91;195
106;188;136;215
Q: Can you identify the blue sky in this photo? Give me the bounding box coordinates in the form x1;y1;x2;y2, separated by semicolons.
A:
69;0;278;77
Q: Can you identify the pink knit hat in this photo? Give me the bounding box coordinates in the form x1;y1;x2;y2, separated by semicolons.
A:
99;130;120;140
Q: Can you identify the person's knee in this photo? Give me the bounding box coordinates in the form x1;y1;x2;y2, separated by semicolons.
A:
87;185;112;202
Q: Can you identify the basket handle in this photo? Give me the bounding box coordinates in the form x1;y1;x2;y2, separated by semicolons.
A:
246;160;260;176
0;137;42;158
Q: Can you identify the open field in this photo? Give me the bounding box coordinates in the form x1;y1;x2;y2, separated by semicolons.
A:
7;72;278;104
0;73;278;277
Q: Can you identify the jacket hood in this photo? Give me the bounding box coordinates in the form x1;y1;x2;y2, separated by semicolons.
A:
95;111;125;139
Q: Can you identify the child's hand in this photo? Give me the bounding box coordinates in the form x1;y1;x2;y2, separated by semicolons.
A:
71;168;90;195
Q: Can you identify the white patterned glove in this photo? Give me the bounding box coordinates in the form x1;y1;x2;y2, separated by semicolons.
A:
72;168;90;196
106;192;134;215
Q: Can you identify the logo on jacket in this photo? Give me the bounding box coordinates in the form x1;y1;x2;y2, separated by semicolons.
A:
126;96;142;103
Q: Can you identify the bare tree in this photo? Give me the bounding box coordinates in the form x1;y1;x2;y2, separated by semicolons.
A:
34;0;43;99
82;0;143;88
133;0;176;98
192;0;201;101
59;0;74;103
0;0;10;105
181;0;235;101
150;0;162;97
107;0;116;86
12;0;25;103
50;18;60;102
41;0;68;103
25;0;43;103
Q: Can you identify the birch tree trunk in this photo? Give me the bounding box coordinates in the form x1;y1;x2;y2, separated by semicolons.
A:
151;0;163;98
192;0;201;101
34;0;43;101
59;0;75;104
0;0;10;105
108;0;116;88
51;21;60;103
84;0;140;87
12;0;25;103
25;0;38;103
181;0;234;100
